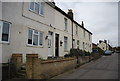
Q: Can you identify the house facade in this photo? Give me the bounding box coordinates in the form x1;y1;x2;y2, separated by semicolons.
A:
0;1;92;63
97;40;109;51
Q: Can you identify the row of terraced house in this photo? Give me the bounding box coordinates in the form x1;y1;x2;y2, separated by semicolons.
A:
0;0;92;63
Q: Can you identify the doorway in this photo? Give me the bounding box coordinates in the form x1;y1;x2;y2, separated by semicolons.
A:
55;33;59;57
48;31;53;57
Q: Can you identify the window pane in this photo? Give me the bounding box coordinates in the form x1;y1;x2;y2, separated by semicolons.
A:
0;22;2;41
39;32;43;46
34;30;38;34
28;29;33;44
33;34;38;45
77;40;79;45
30;2;34;10
40;2;44;15
2;22;10;42
35;3;39;13
64;18;67;30
64;37;67;50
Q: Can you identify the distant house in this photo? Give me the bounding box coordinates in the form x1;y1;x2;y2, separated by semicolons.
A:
0;1;92;63
97;40;109;51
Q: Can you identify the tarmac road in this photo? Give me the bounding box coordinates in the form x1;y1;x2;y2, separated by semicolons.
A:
52;53;118;79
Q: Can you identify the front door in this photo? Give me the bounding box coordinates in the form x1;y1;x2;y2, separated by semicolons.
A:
55;34;59;57
48;32;53;57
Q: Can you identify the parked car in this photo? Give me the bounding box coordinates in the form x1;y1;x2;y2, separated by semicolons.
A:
103;50;112;55
116;51;120;53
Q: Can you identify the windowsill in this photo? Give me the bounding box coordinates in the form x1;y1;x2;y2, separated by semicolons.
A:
64;30;68;32
26;44;44;48
0;41;10;45
29;9;44;18
64;50;69;52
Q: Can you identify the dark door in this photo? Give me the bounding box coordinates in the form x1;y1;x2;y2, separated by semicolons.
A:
55;34;59;57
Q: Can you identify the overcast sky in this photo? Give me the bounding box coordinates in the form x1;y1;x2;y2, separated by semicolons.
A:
54;0;118;47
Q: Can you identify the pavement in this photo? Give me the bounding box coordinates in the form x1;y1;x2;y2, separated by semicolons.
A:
52;53;118;79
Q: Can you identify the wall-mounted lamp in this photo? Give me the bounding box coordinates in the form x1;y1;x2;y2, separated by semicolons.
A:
50;24;52;27
45;36;48;40
60;41;63;46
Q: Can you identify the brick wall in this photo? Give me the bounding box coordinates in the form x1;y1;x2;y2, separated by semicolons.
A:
26;54;90;79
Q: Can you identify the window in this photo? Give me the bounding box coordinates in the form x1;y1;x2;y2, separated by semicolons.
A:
76;25;78;35
83;42;85;50
64;18;67;31
30;2;44;15
89;33;90;41
28;28;43;46
83;30;85;38
77;40;79;48
73;39;75;48
0;21;10;43
64;36;68;50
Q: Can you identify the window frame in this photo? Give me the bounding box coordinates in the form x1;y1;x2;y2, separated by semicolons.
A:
89;33;91;41
64;18;68;31
29;1;44;16
28;28;44;47
0;21;11;44
76;25;78;35
64;36;68;51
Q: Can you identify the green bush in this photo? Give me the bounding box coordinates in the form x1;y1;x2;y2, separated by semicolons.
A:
64;48;91;57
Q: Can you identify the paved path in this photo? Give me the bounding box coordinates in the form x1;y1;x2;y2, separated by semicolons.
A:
52;53;118;79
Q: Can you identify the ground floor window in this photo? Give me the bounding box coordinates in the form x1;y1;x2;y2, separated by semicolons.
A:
64;36;68;50
0;21;10;43
73;39;75;48
28;28;43;46
77;40;79;48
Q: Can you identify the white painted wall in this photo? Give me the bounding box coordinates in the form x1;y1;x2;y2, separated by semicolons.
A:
54;9;72;56
1;2;92;63
2;2;55;63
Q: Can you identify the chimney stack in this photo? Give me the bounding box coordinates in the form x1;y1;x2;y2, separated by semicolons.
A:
67;9;73;19
81;21;84;27
104;40;107;43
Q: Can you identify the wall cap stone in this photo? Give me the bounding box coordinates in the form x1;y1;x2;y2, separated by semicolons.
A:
41;57;76;64
12;54;22;57
26;54;38;58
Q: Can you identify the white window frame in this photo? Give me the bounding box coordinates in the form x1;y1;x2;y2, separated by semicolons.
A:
29;1;44;16
28;28;44;47
64;36;68;51
76;25;78;35
89;33;90;41
64;18;67;31
0;21;11;43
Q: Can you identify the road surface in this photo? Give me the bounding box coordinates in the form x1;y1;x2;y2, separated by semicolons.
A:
52;53;118;79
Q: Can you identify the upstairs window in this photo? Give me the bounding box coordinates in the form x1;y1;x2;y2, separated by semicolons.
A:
89;33;91;41
64;18;67;31
76;25;78;35
0;21;10;43
28;28;43;46
83;30;85;38
30;2;44;16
